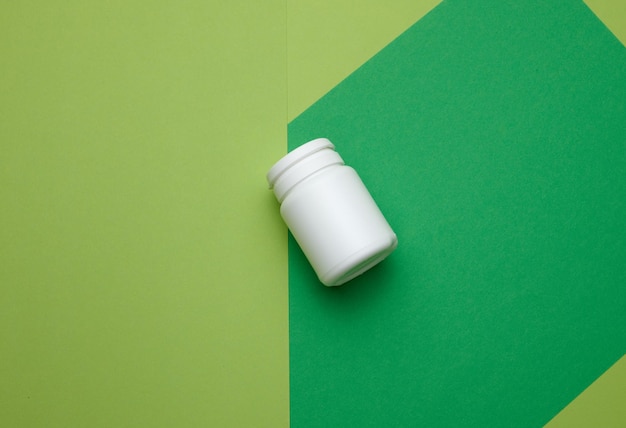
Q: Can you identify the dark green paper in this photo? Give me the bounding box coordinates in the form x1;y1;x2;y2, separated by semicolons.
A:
288;1;626;426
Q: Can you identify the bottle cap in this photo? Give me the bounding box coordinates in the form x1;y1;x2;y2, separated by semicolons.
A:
268;138;344;202
267;138;335;188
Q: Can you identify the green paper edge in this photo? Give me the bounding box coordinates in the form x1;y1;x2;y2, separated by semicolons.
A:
545;354;626;427
287;0;626;426
287;0;441;121
585;0;626;46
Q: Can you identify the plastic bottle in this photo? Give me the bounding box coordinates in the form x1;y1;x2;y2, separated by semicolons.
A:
267;138;397;286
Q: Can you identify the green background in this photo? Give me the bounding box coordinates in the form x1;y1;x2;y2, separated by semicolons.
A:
2;1;625;427
288;0;626;426
287;0;441;121
1;2;287;426
547;355;626;427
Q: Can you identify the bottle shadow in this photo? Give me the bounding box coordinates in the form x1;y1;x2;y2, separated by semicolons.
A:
289;233;402;319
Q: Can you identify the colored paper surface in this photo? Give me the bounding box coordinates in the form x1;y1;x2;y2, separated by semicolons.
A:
288;1;626;426
0;2;287;426
287;0;441;121
3;1;625;426
585;0;626;45
546;355;626;427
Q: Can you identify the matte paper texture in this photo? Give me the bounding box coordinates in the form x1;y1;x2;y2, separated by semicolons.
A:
1;2;288;426
288;1;626;426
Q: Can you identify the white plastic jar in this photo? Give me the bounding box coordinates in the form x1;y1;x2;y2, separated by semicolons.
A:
267;138;397;286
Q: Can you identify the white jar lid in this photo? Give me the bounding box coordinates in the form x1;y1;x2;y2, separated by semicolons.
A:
267;138;335;188
268;138;344;203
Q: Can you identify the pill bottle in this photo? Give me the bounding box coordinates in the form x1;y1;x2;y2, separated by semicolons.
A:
267;138;397;286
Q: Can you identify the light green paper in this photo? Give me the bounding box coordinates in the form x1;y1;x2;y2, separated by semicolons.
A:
287;0;441;121
546;354;626;427
0;2;287;426
585;0;626;45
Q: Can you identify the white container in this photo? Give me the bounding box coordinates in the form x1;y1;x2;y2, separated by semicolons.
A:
267;138;397;286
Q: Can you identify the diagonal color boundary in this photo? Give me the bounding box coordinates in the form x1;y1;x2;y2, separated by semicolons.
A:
287;0;441;121
585;0;626;46
545;354;626;427
287;1;626;426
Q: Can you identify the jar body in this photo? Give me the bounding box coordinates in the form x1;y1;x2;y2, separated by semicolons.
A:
280;164;397;286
